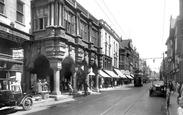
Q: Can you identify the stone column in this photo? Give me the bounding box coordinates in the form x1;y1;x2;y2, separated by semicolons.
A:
49;59;62;101
51;2;54;26
58;3;62;26
73;72;78;94
47;4;50;26
52;69;61;95
96;74;99;92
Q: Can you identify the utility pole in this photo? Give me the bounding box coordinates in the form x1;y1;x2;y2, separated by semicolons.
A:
163;53;166;84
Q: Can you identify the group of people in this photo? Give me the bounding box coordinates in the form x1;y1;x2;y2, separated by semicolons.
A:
176;82;183;115
32;79;49;95
67;79;88;97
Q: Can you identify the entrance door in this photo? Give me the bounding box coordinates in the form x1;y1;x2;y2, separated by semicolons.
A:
61;57;74;93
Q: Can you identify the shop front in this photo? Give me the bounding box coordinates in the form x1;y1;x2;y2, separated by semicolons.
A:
0;53;23;90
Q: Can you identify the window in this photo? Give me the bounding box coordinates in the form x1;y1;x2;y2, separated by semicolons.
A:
80;21;88;41
17;0;24;23
64;9;75;35
0;0;5;14
109;36;110;56
105;33;107;41
34;7;48;30
92;29;97;46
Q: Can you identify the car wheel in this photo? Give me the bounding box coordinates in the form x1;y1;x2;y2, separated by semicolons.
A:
22;97;33;111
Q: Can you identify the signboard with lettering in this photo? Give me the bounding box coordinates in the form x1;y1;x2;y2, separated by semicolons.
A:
12;49;24;60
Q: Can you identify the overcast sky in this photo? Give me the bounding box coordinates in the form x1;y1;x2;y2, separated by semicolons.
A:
76;0;179;72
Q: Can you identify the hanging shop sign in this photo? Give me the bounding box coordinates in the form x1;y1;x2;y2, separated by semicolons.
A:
12;49;24;60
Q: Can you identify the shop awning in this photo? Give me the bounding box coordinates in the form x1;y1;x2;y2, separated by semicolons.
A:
104;69;119;78
125;75;133;79
0;57;23;64
114;68;127;78
98;70;111;78
130;74;134;78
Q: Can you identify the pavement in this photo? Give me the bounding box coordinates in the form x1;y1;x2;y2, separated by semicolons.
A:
167;92;179;115
32;85;130;108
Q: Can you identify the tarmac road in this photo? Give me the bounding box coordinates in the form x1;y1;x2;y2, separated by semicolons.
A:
5;83;167;115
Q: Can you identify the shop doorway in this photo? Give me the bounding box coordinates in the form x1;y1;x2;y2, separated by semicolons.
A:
61;56;75;93
30;55;53;92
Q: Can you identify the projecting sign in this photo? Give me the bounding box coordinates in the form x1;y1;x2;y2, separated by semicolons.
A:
12;49;24;60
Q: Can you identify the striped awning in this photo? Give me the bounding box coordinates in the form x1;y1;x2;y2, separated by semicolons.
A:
125;75;133;79
98;70;111;78
114;68;127;78
104;69;119;78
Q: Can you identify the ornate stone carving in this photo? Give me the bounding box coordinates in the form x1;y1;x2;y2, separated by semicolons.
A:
76;48;84;62
45;40;66;59
56;29;65;37
46;28;55;37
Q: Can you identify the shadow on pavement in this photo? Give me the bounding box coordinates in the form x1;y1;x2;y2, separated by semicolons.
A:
0;108;19;115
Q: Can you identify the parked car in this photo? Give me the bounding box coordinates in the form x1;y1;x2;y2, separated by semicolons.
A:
0;83;33;111
149;80;166;98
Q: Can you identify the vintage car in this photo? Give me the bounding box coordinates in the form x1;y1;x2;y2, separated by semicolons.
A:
0;83;33;111
149;80;166;97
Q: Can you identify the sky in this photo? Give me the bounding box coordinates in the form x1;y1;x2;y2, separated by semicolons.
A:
76;0;179;72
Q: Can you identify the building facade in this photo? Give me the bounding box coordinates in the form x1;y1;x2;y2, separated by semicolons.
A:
23;0;102;99
165;17;176;81
98;19;122;87
119;39;133;73
0;0;31;90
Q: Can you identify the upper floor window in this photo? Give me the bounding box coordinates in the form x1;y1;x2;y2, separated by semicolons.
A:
64;9;75;35
0;0;5;14
34;6;48;31
92;29;97;46
105;33;107;42
17;0;24;23
80;21;88;41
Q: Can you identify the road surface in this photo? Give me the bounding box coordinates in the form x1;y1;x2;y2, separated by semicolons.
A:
3;83;166;115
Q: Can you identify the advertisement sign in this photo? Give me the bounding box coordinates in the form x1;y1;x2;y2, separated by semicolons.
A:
12;49;24;60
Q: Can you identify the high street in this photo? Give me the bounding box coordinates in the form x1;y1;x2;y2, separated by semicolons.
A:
3;83;166;115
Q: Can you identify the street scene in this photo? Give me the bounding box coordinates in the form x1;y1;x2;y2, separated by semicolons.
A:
1;83;167;115
0;0;181;115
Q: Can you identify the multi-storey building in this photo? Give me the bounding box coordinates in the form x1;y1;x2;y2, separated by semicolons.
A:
119;39;134;77
165;17;176;81
99;19;125;87
132;47;139;76
167;0;183;84
24;0;102;99
0;0;31;90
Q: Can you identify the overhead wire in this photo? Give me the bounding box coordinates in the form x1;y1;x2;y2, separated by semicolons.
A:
101;0;128;39
94;0;123;37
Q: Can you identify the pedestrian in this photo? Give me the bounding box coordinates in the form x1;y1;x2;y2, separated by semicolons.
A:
37;79;42;94
177;97;183;115
42;79;49;92
84;79;88;97
68;82;73;95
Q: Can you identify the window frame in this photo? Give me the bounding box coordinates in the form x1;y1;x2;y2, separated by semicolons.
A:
92;29;97;46
80;21;88;41
34;6;48;31
64;9;75;35
0;0;5;15
16;0;24;24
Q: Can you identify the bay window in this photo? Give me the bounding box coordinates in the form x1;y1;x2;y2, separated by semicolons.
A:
34;6;48;31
